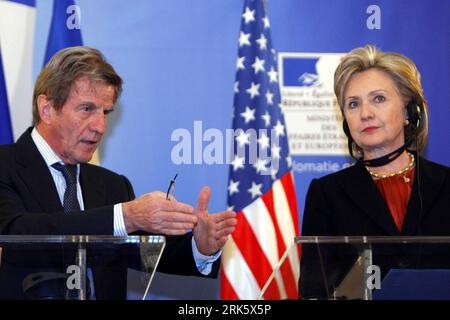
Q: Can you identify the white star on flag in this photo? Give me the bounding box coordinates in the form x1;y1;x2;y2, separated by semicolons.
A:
236;131;251;147
256;33;267;50
265;90;274;105
270;167;278;180
228;179;240;196
239;31;251;47
271;143;281;159
230;154;245;171
286;155;292;168
262;15;270;29
247;182;262;199
246;82;260;99
236;56;246;70
242;7;255;24
267;66;278;83
240;106;256;123
261;111;271;127
251;56;265;74
271;48;277;60
274;120;285;137
253;158;268;174
234;81;240;93
257;132;270;150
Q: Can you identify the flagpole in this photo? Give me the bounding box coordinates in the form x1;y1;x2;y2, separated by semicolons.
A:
257;239;296;300
262;0;267;12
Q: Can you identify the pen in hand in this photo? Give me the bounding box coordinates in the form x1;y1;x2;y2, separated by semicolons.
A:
166;174;178;200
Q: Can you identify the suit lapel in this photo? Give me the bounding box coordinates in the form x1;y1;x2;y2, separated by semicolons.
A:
15;128;63;213
341;162;400;235
402;157;446;235
15;128;107;212
80;164;106;209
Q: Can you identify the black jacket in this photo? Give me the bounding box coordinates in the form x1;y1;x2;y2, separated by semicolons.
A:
299;156;450;299
0;128;219;299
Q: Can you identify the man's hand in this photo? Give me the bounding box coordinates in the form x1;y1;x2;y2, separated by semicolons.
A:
193;186;237;256
122;191;197;235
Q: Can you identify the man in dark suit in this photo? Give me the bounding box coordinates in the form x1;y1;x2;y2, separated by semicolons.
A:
0;46;237;299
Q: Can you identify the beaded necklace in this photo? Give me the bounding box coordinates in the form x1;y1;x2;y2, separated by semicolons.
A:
365;153;415;183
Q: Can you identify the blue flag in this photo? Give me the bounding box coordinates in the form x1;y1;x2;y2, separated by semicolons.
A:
44;0;83;64
8;0;35;6
0;50;13;144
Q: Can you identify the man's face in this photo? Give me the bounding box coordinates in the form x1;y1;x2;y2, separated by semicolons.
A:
45;77;116;164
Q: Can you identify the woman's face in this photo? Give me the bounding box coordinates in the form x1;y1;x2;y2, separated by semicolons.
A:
343;68;407;158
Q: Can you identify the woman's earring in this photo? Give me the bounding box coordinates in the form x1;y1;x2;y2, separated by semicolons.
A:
404;119;410;126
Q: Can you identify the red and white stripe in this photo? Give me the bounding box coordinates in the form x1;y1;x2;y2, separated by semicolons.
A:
221;172;300;300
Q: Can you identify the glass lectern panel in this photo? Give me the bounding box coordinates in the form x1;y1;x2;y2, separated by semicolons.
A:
0;235;165;300
260;236;450;300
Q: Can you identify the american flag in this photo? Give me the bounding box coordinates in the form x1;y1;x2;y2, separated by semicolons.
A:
221;0;300;300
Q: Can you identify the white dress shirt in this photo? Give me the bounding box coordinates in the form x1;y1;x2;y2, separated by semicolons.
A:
31;128;220;275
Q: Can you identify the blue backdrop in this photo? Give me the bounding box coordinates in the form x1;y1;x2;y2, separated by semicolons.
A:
32;0;450;299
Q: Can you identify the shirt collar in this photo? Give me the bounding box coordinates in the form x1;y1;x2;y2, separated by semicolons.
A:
31;127;80;172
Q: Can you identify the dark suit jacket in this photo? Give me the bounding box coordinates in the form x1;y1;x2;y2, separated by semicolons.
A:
299;156;450;299
0;128;219;299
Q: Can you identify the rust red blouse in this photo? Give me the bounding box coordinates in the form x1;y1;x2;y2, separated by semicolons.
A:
373;168;416;231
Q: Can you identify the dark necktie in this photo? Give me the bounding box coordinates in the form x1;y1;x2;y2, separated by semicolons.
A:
51;163;81;213
49;163;93;299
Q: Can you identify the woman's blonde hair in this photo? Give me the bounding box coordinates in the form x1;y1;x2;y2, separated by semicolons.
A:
334;44;428;157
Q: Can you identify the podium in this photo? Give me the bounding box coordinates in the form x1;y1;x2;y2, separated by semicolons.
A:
0;235;165;300
260;236;450;300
